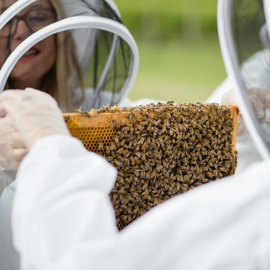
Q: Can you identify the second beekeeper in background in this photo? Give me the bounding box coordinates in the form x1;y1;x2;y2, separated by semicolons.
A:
207;0;270;172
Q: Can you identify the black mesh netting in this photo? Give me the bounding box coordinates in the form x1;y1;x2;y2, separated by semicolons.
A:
229;0;270;150
83;30;132;109
232;0;265;64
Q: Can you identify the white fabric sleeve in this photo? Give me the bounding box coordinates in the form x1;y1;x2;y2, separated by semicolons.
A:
12;135;270;270
0;170;16;197
12;135;118;269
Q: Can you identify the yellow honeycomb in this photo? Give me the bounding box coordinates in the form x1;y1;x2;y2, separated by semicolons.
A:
69;126;116;154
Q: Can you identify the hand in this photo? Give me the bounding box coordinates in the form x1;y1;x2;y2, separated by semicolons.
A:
0;116;27;171
222;88;270;135
0;88;70;151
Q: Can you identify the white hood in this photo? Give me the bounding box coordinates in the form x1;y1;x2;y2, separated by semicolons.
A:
0;0;139;107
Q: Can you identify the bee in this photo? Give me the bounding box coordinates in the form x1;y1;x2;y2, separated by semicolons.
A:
181;186;188;192
136;125;144;131
181;158;189;165
133;205;140;214
218;167;227;172
130;158;136;166
156;164;163;172
183;141;189;150
123;150;130;158
139;170;146;179
74;106;83;113
105;146;111;156
64;115;70;123
135;152;142;159
152;119;160;126
140;121;148;126
141;143;148;151
128;127;135;135
224;163;231;169
122;127;130;134
151;171;157;178
110;142;116;151
119;139;127;147
123;158;128;167
190;159;197;165
196;144;202;149
196;132;202;140
157;137;164;147
156;151;162;159
169;128;175;136
111;119;116;129
114;120;121;129
169;174;176;181
83;111;93;118
117;148;124;154
134;169;141;177
120;214;128;221
206;171;214;178
98;142;104;152
179;124;187;132
163;119;170;128
175;132;182;140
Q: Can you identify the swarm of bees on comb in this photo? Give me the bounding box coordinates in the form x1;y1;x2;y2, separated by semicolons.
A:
65;101;238;230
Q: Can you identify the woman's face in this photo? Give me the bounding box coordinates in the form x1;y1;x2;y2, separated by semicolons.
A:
0;0;56;89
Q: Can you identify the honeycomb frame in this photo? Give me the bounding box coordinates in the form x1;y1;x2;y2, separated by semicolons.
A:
64;104;238;230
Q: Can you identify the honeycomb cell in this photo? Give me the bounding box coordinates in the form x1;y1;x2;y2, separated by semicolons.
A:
70;126;116;154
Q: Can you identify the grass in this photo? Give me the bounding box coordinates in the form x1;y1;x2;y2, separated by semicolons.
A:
127;36;227;103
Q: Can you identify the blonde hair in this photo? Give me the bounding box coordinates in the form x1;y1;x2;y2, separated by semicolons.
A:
2;0;85;112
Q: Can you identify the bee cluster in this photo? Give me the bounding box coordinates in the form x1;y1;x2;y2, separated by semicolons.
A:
73;101;238;230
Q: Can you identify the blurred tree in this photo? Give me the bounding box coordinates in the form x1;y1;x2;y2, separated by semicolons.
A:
114;0;218;41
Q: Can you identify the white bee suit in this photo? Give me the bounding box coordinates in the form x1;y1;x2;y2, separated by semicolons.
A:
11;135;270;270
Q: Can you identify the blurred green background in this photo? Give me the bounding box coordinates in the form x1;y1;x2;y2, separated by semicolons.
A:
114;0;227;103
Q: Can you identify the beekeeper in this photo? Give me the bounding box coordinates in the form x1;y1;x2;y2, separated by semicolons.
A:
206;0;270;172
0;0;138;269
0;0;135;192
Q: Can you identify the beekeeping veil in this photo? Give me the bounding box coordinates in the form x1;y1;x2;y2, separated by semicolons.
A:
218;0;270;159
0;0;139;109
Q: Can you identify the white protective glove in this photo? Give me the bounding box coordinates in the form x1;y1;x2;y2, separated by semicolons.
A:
0;115;27;171
222;88;270;135
0;88;70;151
